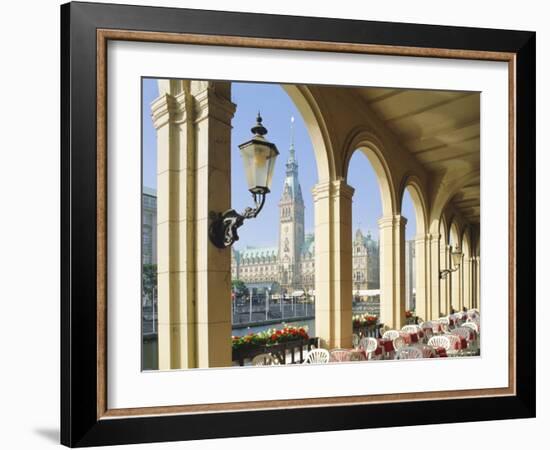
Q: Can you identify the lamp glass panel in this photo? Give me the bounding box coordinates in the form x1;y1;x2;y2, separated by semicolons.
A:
240;141;279;191
451;251;462;267
240;143;257;190
265;147;278;190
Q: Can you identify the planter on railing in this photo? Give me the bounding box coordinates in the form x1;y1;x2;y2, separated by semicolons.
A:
352;324;381;338
232;337;319;366
352;314;381;338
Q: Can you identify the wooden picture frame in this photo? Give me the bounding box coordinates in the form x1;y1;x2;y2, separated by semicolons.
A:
61;1;535;447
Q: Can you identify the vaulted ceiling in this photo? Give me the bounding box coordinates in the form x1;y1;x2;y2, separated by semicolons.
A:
358;87;480;224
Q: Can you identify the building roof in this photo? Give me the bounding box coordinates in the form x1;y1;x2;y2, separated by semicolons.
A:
235;246;278;261
143;186;157;197
354;229;378;248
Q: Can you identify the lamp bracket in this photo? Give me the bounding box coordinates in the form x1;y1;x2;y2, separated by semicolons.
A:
439;265;460;280
209;190;267;248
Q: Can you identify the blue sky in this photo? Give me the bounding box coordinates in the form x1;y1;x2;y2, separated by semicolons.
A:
142;80;417;248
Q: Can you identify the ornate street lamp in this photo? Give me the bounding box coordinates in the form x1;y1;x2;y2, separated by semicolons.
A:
209;113;279;248
439;245;463;279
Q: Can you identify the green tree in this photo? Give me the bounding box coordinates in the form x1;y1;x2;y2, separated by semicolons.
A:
231;279;248;297
142;264;157;305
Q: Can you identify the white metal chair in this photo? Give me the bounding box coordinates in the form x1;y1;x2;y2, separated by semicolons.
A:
330;349;352;362
251;353;276;366
396;346;424;360
303;348;330;365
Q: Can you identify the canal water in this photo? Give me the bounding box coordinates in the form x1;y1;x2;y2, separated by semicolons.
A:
143;319;316;370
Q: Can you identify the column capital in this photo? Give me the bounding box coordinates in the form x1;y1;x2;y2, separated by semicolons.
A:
414;233;431;244
151;93;188;129
378;214;407;229
312;179;355;201
331;179;355;200
194;88;236;126
312;180;331;201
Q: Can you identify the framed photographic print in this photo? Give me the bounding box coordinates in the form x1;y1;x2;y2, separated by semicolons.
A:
61;1;536;447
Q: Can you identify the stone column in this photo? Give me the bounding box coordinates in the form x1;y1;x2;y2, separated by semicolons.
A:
193;82;236;368
429;233;441;320
154;80;235;370
378;215;407;330
438;241;448;316
451;246;460;313
153;80;196;370
312;180;354;349
463;257;472;309
475;256;481;309
414;234;428;322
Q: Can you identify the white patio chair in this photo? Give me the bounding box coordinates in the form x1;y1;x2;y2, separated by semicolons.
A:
382;330;400;341
438;317;450;332
459;323;480;354
402;325;422;334
452;327;472;342
462;321;479;334
417;344;437;359
352;333;360;349
451;313;464;327
452;327;477;356
303;348;330;365
420;321;435;340
330;349;352;362
428;335;452;352
396;346;424;360
392;336;406;352
251;353;276;366
361;337;380;360
445;333;462;356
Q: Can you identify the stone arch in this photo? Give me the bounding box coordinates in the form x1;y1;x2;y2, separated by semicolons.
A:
448;219;463;311
281;85;335;182
439;213;449;246
342;129;397;217
398;174;430;321
398;174;429;236
462;227;472;258
449;219;461;249
429;171;480;232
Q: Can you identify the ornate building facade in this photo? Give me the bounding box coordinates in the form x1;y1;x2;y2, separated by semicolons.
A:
231;129;380;297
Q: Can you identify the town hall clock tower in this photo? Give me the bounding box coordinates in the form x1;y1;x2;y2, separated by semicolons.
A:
278;117;305;293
